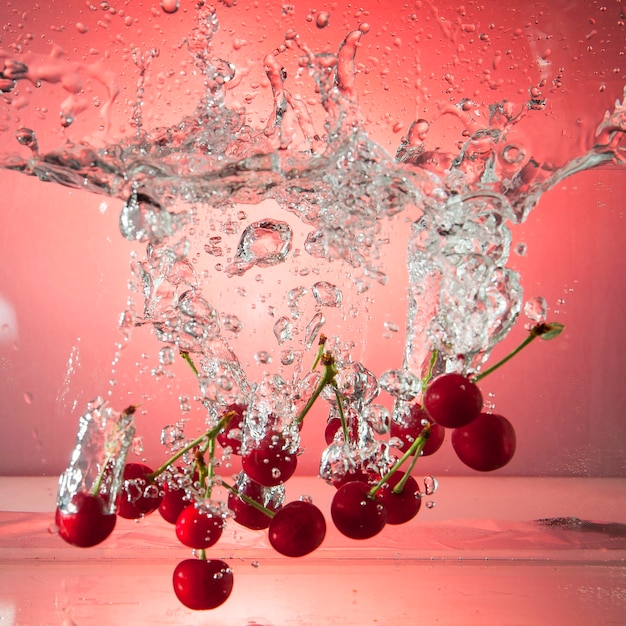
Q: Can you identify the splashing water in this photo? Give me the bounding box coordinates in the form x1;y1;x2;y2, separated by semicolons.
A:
0;2;624;427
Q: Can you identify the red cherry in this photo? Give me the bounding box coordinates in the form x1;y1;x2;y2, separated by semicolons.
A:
241;431;298;487
324;417;342;444
158;483;190;524
375;471;421;525
56;492;116;548
227;476;281;530
390;405;445;456
451;412;516;471
175;504;224;549
216;403;246;455
331;481;387;540
268;500;326;557
172;558;233;610
423;373;483;428
117;463;162;519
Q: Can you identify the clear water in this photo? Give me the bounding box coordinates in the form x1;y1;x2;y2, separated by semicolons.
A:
0;2;624;458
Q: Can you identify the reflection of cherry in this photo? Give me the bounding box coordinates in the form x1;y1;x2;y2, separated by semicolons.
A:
172;559;233;610
451;412;516;471
423;373;483;428
390;405;445;456
268;501;326;557
175;504;224;549
241;431;297;486
331;481;387;539
56;492;116;547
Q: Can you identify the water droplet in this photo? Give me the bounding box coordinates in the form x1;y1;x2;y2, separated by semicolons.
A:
23;391;34;405
254;351;272;364
158;346;175;365
524;296;547;323
384;320;399;333
227;220;292;276
273;316;292;345
312;281;342;307
304;312;325;349
15;128;38;152
223;314;243;333
160;0;179;14
119;190;172;243
316;11;330;28
425;500;436;509
514;242;527;256
423;475;438;496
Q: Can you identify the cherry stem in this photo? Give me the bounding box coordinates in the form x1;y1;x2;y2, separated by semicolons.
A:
221;480;276;519
180;350;199;376
472;322;563;383
296;355;337;425
331;382;350;442
147;411;235;480
421;350;438;392
310;334;327;371
367;424;431;498
198;548;207;560
91;454;113;496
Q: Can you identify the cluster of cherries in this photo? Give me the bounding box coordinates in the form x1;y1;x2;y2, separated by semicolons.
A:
55;322;563;611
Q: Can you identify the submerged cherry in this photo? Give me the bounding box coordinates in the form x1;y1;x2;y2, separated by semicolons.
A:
241;431;297;487
451;412;516;471
216;403;246;455
56;492;116;548
331;480;387;540
423;373;482;428
117;462;162;519
172;558;233;610
268;500;326;557
390;405;445;456
227;475;281;530
375;471;421;525
175;504;224;549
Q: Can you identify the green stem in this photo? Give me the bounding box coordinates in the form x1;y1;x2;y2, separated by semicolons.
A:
180;350;199;376
204;438;215;499
147;411;235;480
296;357;337;425
421;350;438;392
472;334;537;383
310;334;327;371
92;454;113;496
331;382;350;442
221;480;275;519
472;322;564;383
367;425;430;498
198;549;207;560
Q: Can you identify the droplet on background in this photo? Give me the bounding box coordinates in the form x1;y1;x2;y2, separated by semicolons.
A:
160;0;179;14
523;296;547;323
316;11;330;28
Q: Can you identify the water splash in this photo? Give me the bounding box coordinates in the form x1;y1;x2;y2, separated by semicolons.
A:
1;3;624;420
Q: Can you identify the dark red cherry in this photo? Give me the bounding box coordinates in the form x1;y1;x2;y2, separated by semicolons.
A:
451;412;516;471
227;476;281;530
268;500;326;557
117;463;162;519
56;492;116;548
331;480;387;540
241;431;297;487
390;405;445;456
216;403;246;455
375;471;421;525
423;373;482;428
172;558;233;610
175;504;224;549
